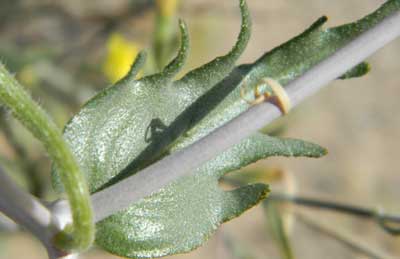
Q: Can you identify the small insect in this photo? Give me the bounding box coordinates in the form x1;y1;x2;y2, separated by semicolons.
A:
240;77;291;115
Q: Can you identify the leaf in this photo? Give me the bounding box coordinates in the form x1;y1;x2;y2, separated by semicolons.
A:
52;0;251;194
51;0;400;258
339;62;370;80
171;0;400;149
95;133;325;258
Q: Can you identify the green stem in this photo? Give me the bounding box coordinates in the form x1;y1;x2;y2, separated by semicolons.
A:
0;63;94;252
153;0;179;71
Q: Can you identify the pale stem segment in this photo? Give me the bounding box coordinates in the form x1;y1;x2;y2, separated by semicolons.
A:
0;166;67;258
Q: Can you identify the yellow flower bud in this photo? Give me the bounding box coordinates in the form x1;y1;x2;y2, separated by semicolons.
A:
103;33;140;83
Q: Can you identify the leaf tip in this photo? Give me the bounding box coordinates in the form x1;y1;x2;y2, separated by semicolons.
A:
307;143;328;158
177;0;251;90
147;18;190;83
320;147;329;157
307;16;328;32
221;183;269;222
124;50;148;82
236;0;252;52
339;62;371;80
178;18;186;31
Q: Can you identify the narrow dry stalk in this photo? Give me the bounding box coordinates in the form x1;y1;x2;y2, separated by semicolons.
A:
296;211;395;259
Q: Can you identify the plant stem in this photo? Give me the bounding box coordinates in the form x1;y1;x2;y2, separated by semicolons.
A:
0;107;44;197
264;201;294;259
0;64;94;252
270;193;400;227
0;166;66;258
270;193;400;235
225;177;400;234
296;211;394;259
89;10;400;222
153;0;180;70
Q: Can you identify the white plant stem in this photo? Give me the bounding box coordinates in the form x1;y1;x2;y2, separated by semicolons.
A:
88;10;400;222
0;168;66;258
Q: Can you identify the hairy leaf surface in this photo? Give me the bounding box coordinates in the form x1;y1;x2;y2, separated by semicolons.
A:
95;133;325;258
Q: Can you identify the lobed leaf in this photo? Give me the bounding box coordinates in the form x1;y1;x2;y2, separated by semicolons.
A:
95;133;325;258
52;0;400;257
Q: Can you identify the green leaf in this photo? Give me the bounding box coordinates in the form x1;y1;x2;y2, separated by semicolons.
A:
95;133;325;258
339;62;370;80
51;0;399;257
165;1;400;154
52;0;251;194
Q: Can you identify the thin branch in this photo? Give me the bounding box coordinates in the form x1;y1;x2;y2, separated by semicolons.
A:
0;108;27;158
0;108;44;197
296;211;395;259
269;193;400;235
0;165;66;258
224;177;400;234
88;10;400;222
153;0;180;70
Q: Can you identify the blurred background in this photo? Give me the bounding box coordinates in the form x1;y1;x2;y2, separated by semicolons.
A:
0;0;399;258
